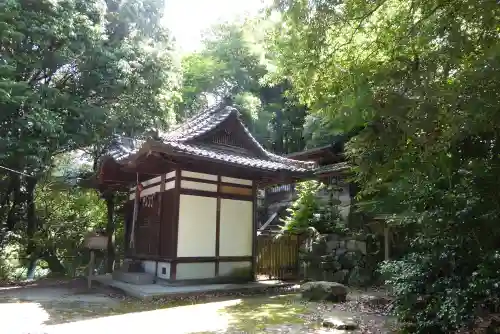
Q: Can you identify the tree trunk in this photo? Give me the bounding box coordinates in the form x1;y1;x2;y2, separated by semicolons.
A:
41;251;66;275
0;175;19;248
26;177;38;280
105;192;115;273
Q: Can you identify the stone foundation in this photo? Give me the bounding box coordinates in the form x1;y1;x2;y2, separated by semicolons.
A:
301;234;378;286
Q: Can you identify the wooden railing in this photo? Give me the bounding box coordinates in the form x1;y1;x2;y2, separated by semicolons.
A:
267;184;295;194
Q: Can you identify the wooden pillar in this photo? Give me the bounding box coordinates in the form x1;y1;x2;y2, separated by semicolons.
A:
215;176;221;277
251;182;257;281
384;224;390;261
88;250;95;289
104;192;115;273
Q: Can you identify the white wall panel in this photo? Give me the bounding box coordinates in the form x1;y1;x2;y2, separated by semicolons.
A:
177;195;217;257
219;199;253;257
221;176;252;186
176;262;216;280
181;170;217;181
165;180;175;190
166;170;176;180
181;180;217;192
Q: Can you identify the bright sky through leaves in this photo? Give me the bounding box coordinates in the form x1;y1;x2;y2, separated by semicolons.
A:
163;0;267;53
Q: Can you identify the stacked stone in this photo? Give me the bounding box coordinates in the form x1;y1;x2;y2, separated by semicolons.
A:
302;234;374;287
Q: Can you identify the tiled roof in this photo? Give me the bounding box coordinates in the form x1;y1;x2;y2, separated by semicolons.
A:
108;104;316;173
314;162;350;174
163;104;234;142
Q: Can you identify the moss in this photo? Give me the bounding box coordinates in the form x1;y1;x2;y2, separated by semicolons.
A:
216;294;311;332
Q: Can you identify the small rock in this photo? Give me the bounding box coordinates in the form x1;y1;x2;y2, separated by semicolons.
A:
322;316;358;330
300;281;348;302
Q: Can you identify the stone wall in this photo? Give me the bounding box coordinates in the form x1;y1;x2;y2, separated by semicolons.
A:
301;233;378;287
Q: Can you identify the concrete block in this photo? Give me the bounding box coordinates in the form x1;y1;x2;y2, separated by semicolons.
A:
112;271;155;285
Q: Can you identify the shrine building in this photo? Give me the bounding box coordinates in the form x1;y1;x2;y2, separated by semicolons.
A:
97;104;315;283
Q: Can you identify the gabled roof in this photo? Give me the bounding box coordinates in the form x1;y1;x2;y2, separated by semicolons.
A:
107;103;316;173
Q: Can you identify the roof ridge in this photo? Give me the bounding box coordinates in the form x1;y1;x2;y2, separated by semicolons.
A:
163;103;236;142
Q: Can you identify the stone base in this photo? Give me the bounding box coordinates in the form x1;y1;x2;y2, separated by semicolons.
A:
112;270;155;285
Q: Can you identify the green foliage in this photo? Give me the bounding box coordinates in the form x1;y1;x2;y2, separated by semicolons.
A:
270;0;500;331
281;180;344;235
0;0;180;278
34;159;107;276
178;19;307;153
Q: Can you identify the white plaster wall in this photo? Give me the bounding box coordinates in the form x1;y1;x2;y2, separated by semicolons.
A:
177;195;217;257
165;180;175;190
219;261;252;277
221;176;252;186
181;180;217;192
181;170;217;181
219;199;253;257
176;262;216;280
166;170;176;180
157;262;170;280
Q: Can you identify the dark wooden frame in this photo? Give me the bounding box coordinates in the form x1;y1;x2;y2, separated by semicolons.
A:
122;167;261;281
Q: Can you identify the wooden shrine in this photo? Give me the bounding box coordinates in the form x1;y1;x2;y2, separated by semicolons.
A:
96;104;315;282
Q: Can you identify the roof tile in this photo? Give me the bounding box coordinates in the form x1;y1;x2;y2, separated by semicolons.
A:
108;103;316;173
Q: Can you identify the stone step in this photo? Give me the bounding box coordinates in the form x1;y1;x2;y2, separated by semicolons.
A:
112;270;155;285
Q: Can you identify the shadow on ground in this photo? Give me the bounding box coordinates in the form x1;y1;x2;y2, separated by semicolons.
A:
0;279;397;333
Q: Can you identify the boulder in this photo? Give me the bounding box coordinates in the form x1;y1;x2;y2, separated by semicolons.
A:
300;281;348;302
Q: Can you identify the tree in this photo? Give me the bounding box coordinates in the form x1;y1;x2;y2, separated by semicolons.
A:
34;154;107;276
0;0;180;276
281;180;343;235
179;19;307;153
270;0;500;332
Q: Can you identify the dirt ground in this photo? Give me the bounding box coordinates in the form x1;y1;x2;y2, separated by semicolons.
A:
0;278;397;334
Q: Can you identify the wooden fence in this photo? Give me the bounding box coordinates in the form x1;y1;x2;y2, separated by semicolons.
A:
255;233;301;281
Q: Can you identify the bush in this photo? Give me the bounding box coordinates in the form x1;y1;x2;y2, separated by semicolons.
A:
281;180;346;235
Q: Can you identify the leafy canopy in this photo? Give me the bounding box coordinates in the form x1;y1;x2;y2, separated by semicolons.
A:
270;0;500;332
